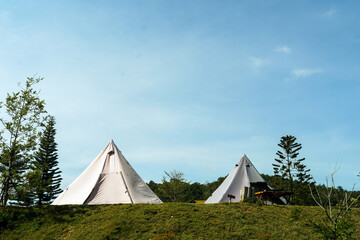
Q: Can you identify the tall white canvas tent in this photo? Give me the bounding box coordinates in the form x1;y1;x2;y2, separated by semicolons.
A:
52;140;162;205
205;154;271;204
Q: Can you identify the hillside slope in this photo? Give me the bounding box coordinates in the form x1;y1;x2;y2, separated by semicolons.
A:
1;203;359;239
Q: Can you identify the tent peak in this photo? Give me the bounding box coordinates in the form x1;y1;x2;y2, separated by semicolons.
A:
238;154;249;163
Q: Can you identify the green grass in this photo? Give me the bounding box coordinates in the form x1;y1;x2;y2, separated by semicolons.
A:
0;203;359;239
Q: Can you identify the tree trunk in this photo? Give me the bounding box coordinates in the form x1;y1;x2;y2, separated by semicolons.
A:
1;177;9;207
287;153;293;202
1;149;17;207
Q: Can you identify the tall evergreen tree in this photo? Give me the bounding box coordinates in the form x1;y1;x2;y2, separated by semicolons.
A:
32;116;62;205
272;135;311;194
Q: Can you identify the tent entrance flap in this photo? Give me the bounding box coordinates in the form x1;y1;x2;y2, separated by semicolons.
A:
84;172;132;204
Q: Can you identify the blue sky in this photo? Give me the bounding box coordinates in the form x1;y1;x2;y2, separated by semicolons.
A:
0;1;359;189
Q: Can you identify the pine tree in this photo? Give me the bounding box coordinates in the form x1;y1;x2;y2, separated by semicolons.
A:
32;116;62;205
272;135;311;193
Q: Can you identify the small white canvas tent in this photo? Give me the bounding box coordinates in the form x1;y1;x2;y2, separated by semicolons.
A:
205;154;279;204
52;140;162;205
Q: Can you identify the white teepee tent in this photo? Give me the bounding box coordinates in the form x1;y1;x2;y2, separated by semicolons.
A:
205;154;271;204
52;140;162;205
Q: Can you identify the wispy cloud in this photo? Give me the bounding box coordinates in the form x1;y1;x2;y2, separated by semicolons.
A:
275;46;291;53
292;68;322;77
250;57;265;67
322;8;337;18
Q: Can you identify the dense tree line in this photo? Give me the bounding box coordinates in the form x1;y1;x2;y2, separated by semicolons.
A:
148;173;359;205
148;173;226;203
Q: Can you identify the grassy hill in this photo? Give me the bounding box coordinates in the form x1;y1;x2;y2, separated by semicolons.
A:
1;203;359;239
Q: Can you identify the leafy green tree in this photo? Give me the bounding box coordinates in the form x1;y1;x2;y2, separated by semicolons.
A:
0;77;48;206
272;135;311;194
32;116;62;205
148;176;227;202
158;170;190;202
